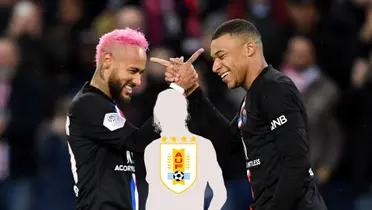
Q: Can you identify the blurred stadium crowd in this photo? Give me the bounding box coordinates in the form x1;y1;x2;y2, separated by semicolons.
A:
0;0;371;210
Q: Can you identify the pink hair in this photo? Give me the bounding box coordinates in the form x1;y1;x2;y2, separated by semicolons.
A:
95;28;149;66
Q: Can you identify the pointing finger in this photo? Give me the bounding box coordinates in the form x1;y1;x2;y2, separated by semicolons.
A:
186;48;204;64
150;57;171;67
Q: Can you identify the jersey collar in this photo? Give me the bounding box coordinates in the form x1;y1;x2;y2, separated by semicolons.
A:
248;65;271;91
82;81;115;103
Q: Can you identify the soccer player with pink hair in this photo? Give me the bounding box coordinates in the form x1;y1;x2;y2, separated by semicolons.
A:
65;28;199;210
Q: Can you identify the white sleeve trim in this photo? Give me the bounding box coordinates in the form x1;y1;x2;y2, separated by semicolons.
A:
169;83;185;94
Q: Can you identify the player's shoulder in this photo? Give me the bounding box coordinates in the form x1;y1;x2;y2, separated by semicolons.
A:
258;66;298;95
262;66;294;87
68;84;115;121
71;85;112;110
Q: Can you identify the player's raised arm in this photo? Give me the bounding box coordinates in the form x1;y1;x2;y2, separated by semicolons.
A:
150;48;204;95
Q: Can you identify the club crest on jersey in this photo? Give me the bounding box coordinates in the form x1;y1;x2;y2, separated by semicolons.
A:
160;136;197;194
238;97;247;128
238;109;247;128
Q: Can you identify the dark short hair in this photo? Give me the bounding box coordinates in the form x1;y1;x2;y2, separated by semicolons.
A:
212;19;261;41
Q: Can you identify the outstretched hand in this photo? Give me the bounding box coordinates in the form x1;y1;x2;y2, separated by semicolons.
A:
150;48;204;95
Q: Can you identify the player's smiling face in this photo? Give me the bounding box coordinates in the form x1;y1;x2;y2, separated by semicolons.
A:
107;45;147;103
210;34;249;89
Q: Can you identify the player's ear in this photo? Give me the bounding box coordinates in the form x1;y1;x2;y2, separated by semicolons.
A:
244;41;255;57
102;53;113;70
100;52;113;80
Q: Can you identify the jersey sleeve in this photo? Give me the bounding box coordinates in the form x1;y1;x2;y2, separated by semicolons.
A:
131;117;159;152
260;81;311;210
187;87;240;140
68;94;138;151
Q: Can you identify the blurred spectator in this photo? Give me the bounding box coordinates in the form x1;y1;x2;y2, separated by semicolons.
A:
338;50;372;210
2;2;51;210
34;97;74;210
0;139;9;209
0;0;14;35
116;5;145;31
43;0;84;93
247;0;283;67
5;1;47;89
278;0;325;64
320;0;371;89
286;0;320;35
339;50;372;189
0;37;17;104
226;0;248;19
281;0;321;40
92;6;115;37
352;57;372;89
94;4;145;37
0;36;17;210
281;36;343;185
7;1;42;39
143;0;166;45
359;4;372;48
144;0;203;53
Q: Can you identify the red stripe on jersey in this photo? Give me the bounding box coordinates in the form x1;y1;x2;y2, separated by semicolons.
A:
247;170;255;199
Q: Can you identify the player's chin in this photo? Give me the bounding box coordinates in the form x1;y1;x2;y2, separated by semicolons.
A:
226;81;237;89
120;93;132;103
121;87;133;102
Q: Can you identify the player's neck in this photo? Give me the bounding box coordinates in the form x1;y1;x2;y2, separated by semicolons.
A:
244;57;268;90
90;70;112;98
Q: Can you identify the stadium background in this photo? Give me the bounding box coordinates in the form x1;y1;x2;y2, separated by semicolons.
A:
0;0;371;210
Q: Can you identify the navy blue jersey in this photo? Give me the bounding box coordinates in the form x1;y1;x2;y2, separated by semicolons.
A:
188;66;327;210
66;82;156;210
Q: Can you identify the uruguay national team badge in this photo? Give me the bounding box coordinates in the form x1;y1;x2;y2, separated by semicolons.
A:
160;136;197;194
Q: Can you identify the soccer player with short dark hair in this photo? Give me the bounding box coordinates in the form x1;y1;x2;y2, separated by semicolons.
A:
152;19;328;210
